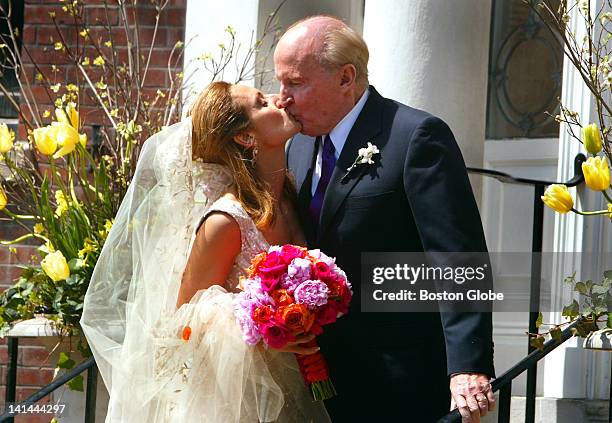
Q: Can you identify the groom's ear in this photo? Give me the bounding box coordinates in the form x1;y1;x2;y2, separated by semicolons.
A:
339;64;357;87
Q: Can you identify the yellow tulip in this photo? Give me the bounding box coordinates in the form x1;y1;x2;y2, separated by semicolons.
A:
55;103;79;129
41;250;70;282
51;122;80;159
0;123;14;153
541;184;574;214
582;123;603;155
582;156;611;191
33;126;58;156
0;185;6;211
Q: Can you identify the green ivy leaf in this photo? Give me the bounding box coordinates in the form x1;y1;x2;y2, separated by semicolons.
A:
607;314;612;329
603;270;612;280
575;282;588;295
67;374;84;392
530;336;545;351
535;312;543;329
562;300;580;319
550;326;562;342
57;351;75;370
564;272;577;284
592;284;610;295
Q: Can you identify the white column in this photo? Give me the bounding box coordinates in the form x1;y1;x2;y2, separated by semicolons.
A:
363;0;492;201
544;0;612;401
183;0;260;113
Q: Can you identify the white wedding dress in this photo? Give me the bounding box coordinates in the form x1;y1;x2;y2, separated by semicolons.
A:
81;118;330;422
146;165;332;422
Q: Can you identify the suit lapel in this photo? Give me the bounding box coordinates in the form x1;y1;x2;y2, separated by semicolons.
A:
318;88;385;241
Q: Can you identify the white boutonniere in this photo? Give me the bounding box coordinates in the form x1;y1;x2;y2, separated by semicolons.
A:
341;142;379;182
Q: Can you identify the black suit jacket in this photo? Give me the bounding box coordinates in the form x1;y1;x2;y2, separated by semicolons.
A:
286;86;495;379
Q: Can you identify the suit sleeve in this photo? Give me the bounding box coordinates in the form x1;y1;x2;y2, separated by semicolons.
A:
403;116;495;377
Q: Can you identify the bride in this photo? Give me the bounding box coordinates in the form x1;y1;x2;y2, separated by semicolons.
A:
80;81;332;422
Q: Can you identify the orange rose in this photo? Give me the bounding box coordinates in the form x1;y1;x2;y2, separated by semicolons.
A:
247;251;268;277
271;289;294;307
252;305;275;325
276;303;314;334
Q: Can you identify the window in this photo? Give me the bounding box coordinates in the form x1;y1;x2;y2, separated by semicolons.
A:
0;0;24;119
486;0;563;139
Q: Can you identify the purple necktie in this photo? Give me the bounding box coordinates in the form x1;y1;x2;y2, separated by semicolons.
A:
309;135;336;226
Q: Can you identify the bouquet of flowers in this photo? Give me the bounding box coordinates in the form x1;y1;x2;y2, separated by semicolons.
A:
233;244;352;401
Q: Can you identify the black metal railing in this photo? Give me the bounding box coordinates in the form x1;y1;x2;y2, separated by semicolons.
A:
438;153;592;423
0;336;97;423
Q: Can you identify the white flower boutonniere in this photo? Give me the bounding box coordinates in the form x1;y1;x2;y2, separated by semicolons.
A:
341;142;380;182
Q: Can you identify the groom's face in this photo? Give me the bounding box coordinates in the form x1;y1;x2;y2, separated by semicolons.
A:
274;41;346;137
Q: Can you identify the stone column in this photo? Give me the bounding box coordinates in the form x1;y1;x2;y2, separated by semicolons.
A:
362;0;492;201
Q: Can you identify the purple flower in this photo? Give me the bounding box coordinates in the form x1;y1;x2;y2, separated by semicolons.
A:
294;280;330;309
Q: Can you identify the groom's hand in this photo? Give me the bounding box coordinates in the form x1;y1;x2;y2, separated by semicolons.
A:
450;373;495;423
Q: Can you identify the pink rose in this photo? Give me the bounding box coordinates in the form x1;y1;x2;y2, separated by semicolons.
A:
280;244;306;264
313;261;332;280
261;320;295;348
261;274;282;292
259;251;288;277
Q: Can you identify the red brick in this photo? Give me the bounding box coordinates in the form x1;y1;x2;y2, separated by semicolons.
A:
19;347;52;367
22;27;36;44
0;266;23;284
159;8;185;27
142;68;166;87
126;6;159;27
85;7;120;27
17;368;53;386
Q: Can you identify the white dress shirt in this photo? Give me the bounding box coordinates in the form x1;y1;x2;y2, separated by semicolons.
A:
311;88;370;196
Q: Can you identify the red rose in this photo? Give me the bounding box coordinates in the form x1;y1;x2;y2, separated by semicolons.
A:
261;320;295;348
315;304;337;326
252;305;274;325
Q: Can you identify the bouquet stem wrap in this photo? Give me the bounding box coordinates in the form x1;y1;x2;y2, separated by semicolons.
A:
294;339;336;401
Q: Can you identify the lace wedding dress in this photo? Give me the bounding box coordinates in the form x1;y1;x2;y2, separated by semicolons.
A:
82;119;330;422
149;164;331;422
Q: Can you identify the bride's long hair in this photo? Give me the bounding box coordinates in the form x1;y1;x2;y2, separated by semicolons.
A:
189;81;296;229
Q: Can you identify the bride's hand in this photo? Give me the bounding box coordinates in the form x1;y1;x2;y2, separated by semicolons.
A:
272;333;320;355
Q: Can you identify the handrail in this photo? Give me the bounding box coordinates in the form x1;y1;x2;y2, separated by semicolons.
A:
436;153;588;423
436;320;582;423
0;342;96;423
467;153;586;187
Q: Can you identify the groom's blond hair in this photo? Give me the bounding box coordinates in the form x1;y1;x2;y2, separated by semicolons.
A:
287;16;369;89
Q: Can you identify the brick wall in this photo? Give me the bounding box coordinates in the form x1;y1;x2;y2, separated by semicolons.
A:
0;1;186;419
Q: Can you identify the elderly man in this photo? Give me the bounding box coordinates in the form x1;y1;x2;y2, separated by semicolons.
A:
275;16;496;423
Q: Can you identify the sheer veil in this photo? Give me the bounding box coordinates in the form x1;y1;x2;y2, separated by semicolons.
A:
79;118;286;422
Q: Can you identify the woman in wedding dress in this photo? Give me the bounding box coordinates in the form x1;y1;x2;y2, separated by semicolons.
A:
80;81;332;422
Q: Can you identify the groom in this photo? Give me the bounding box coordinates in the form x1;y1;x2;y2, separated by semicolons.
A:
275;16;495;423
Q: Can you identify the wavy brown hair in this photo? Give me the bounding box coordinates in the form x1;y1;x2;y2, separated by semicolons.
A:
189;81;296;229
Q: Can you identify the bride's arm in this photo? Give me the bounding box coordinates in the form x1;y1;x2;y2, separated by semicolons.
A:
176;212;241;308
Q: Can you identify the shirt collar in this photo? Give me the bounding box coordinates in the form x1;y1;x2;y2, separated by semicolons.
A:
327;87;370;156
